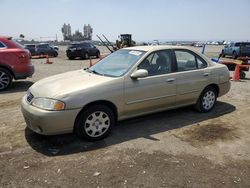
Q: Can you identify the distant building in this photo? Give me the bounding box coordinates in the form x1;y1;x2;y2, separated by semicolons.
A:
61;23;72;41
83;24;93;40
61;23;93;41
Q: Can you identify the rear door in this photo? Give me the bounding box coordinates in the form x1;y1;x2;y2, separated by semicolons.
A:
124;50;177;117
173;50;210;106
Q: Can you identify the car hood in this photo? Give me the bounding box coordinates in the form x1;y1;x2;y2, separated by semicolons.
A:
30;70;114;98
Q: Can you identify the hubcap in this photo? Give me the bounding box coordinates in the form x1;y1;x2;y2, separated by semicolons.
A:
84;111;110;137
202;91;215;110
0;71;10;90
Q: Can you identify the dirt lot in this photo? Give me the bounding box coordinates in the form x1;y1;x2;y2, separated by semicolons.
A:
0;45;250;188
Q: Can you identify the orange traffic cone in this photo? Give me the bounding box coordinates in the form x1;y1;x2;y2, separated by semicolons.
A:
232;64;240;81
45;55;52;64
89;58;93;67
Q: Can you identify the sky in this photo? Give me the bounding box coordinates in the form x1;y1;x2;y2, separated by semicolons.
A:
1;0;250;42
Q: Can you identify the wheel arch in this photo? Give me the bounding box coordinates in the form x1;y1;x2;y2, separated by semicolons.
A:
74;100;118;130
0;64;15;79
203;84;219;96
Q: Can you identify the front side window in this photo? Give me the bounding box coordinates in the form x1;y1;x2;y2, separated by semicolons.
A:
138;50;172;76
89;49;145;77
175;50;207;71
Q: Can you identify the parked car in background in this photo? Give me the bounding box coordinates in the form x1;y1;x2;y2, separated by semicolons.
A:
66;42;100;60
24;43;58;57
0;36;34;91
21;46;230;141
220;42;250;59
24;44;36;56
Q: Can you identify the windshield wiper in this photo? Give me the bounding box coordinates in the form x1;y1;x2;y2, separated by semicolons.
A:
92;70;104;76
84;67;104;76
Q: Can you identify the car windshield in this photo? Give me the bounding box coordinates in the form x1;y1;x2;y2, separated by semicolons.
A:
88;49;145;77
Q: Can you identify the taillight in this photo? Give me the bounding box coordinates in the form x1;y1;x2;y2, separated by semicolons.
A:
15;52;29;60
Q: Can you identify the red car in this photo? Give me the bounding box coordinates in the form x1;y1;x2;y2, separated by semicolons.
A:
0;36;34;91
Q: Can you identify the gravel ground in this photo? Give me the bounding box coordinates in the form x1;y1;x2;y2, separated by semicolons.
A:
0;45;250;188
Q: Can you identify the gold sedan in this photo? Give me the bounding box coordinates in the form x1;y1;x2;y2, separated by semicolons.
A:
21;46;230;141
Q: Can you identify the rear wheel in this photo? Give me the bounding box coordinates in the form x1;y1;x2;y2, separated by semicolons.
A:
96;51;100;58
232;51;237;59
195;86;217;112
68;56;74;60
0;68;13;91
84;52;89;60
54;51;58;57
240;71;246;79
74;105;115;141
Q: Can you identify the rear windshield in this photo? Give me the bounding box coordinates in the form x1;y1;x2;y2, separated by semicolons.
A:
25;44;36;48
235;42;250;47
11;39;24;49
69;43;80;48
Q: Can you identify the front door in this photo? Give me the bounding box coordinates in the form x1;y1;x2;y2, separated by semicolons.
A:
124;50;177;117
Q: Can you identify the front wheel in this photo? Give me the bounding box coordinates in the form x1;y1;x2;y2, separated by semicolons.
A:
220;50;225;58
83;52;89;60
74;105;115;141
195;86;217;113
0;68;13;91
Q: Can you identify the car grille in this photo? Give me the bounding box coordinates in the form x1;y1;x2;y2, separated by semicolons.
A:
26;91;34;103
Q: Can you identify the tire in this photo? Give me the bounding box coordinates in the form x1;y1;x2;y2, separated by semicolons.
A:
232;51;237;59
96;51;100;58
195;86;217;113
84;52;89;60
68;56;74;60
220;50;225;58
0;68;13;91
240;71;246;79
74;105;115;141
54;51;58;57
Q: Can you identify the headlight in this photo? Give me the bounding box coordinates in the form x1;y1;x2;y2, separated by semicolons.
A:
32;98;65;111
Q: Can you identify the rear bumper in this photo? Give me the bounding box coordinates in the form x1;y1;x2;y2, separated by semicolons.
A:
218;81;231;97
14;64;34;79
66;50;83;57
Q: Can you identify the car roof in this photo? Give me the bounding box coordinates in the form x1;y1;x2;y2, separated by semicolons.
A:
0;36;12;40
124;45;195;52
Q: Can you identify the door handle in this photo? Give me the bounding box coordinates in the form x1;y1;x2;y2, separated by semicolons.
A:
166;78;175;82
203;73;209;77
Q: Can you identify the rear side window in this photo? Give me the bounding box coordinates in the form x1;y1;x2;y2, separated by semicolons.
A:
0;42;6;48
175;50;207;71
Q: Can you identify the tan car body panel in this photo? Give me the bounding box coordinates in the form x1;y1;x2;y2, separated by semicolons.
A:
21;46;230;135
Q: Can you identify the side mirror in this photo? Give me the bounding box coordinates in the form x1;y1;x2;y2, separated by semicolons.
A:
131;69;148;79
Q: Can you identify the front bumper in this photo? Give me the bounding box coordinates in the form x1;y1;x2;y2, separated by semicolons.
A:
21;96;81;135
